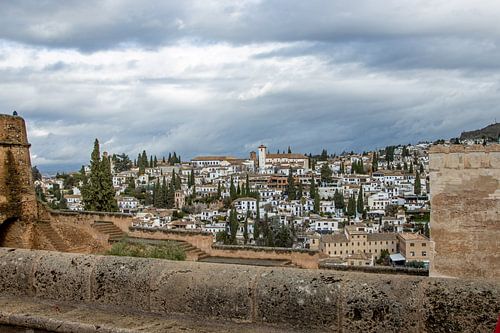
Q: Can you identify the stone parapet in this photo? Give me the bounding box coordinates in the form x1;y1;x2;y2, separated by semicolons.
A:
0;248;498;332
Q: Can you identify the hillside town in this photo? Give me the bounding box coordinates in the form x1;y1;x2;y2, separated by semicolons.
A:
32;139;442;269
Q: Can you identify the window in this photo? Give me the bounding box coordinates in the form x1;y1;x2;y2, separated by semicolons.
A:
422;243;426;247
410;243;415;247
410;251;415;257
422;251;427;256
334;251;336;255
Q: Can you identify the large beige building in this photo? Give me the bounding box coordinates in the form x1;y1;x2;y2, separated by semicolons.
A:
397;232;431;263
320;226;398;260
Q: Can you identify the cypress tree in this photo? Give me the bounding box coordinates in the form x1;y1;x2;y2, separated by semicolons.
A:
347;194;356;217
245;174;250;195
297;181;303;200
229;208;238;245
372;152;378;172
237;183;241;195
149;156;153;168
230;176;236;201
189;169;195;188
243;214;249;245
310;175;316;198
409;162;413;174
287;167;296;200
253;197;261;241
82;140;117;212
313;191;320;214
414;172;421;195
288;146;292;154
82;139;101;211
154;156;158;167
356;186;364;215
100;155;118;212
217;181;221;199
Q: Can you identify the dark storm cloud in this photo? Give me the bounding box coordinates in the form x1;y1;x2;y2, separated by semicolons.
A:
0;1;499;170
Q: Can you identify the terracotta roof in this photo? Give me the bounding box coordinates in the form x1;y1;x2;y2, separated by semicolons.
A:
367;233;398;242
266;153;307;159
398;232;429;241
192;156;237;161
321;233;348;243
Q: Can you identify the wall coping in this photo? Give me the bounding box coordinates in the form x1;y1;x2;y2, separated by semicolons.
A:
320;262;429;276
429;144;500;154
49;209;133;218
212;243;320;255
129;225;213;236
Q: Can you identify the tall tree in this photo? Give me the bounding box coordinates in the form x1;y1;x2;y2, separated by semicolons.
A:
82;139;117;212
320;163;332;183
287;146;292;154
334;189;345;211
414;171;421;195
286;167;296;200
243;213;249;245
309;175;316;198
245;173;250;196
253;197;261;241
100;155;118;212
347;194;356;217
356;186;364;215
229;208;239;245
297;181;303;200
371;153;378;172
217;181;222;199
313;190;320;214
229;176;236;201
320;149;328;161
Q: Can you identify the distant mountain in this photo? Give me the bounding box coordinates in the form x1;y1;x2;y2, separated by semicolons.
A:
460;123;500;141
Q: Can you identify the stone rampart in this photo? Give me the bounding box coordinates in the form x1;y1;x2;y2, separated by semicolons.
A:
211;244;321;269
0;248;498;332
429;144;500;280
48;210;134;232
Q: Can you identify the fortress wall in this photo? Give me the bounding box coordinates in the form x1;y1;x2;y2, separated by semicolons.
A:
129;227;214;254
47;210;134;232
210;244;321;269
0;248;498;332
429;144;500;280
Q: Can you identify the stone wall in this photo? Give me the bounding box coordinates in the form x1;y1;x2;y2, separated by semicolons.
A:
129;227;214;254
429;144;500;280
211;244;321;269
0;248;498;332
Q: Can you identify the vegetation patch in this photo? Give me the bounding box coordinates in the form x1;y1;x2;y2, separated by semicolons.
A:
106;240;186;261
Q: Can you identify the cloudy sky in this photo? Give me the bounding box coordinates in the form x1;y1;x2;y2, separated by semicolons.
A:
1;1;499;172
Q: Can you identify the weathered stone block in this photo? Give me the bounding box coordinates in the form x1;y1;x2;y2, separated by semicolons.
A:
0;248;38;297
421;279;500;333
90;255;154;311
150;261;253;320
255;268;340;329
340;274;422;332
32;251;95;303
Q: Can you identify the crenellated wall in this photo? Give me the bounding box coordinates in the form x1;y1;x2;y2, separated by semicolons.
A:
429;144;500;280
0;248;498;332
